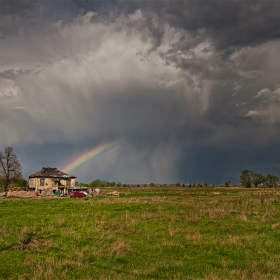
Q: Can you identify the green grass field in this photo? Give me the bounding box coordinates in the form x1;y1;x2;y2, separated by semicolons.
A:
1;187;280;280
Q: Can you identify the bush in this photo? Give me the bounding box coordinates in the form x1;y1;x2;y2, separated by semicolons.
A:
246;181;251;188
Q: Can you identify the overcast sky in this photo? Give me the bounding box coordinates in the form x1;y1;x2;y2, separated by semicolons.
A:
1;0;280;184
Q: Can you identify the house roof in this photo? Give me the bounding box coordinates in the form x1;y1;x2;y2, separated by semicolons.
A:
29;167;76;179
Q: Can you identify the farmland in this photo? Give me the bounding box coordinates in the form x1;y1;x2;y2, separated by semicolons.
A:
1;187;280;279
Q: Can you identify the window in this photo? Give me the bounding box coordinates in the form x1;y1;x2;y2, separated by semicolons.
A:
66;180;70;187
40;179;45;186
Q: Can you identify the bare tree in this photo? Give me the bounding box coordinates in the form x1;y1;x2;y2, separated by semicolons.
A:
0;147;22;193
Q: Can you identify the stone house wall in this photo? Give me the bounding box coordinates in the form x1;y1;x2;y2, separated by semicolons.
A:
28;177;76;194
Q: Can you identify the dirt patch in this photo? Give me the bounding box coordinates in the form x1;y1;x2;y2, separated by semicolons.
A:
7;191;37;198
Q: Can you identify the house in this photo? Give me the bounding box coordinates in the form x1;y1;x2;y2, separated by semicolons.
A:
28;167;76;195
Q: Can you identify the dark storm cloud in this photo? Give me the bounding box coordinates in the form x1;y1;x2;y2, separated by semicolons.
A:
125;0;280;51
0;69;16;80
0;68;41;80
1;0;280;184
73;0;117;11
0;0;39;36
0;0;38;15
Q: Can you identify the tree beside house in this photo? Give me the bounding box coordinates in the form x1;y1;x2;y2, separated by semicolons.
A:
0;147;22;193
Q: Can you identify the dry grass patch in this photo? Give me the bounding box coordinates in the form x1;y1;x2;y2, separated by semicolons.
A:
271;222;280;229
14;226;56;251
140;211;165;221
185;229;202;245
185;211;200;222
219;234;255;247
24;255;82;280
229;261;278;280
109;237;131;257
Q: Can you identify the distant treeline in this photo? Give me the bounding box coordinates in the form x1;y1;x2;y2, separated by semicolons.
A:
240;170;279;188
78;173;280;189
77;179;200;188
78;179;225;188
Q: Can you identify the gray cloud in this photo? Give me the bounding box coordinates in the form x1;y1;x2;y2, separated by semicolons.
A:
135;1;280;50
0;0;40;37
1;1;280;184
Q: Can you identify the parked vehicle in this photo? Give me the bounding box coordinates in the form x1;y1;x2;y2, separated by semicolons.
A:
70;191;86;198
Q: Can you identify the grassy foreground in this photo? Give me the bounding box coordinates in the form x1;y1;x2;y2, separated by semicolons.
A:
1;187;280;280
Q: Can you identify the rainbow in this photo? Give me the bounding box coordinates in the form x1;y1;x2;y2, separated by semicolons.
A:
61;139;122;174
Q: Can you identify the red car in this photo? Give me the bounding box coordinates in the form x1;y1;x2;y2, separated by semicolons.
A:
70;191;86;198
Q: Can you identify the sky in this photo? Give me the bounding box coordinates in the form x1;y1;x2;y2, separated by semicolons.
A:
1;0;280;184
